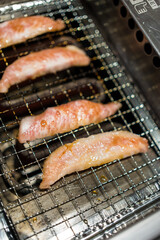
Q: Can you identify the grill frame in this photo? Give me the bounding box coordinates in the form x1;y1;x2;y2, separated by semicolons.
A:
0;0;159;239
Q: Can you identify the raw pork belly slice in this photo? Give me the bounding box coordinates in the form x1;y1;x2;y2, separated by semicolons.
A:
0;45;90;93
40;130;148;189
18;100;121;143
0;16;65;49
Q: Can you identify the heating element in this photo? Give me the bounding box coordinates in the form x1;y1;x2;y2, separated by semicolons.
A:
0;0;160;239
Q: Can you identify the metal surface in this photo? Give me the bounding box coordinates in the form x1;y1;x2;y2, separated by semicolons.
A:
111;209;160;240
0;0;159;239
122;0;160;57
82;0;160;127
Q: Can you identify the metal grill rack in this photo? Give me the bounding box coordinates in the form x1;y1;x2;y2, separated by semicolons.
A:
0;0;160;239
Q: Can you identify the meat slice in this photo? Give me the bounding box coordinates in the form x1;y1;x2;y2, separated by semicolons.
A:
18;100;121;143
0;45;90;93
0;16;65;49
40;131;148;189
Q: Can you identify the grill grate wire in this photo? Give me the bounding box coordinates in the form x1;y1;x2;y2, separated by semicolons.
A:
0;0;159;239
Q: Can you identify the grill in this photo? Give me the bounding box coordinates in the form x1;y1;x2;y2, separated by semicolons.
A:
0;0;160;239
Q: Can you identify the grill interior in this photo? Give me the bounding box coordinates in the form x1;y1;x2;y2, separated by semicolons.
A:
0;0;160;239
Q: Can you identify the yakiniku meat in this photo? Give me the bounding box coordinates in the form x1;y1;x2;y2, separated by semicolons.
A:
40;130;148;189
18;100;121;143
0;16;65;49
0;45;90;93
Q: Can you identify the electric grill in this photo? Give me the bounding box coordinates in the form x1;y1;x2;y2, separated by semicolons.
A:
0;0;160;239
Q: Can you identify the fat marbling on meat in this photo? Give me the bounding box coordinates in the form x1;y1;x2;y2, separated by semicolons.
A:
18;100;122;143
0;45;90;93
0;16;65;49
40;130;148;189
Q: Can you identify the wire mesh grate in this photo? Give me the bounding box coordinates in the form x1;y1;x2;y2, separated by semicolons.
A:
0;0;159;239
